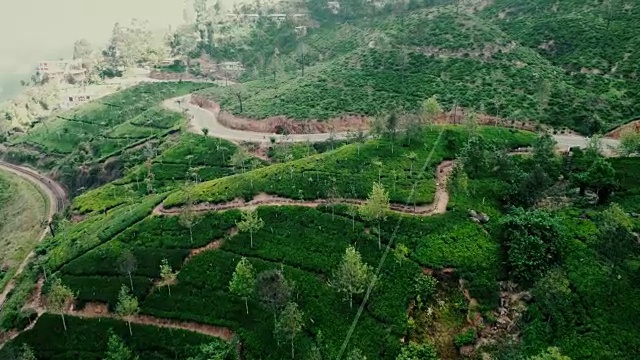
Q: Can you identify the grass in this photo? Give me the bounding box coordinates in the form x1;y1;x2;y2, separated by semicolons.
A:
0;169;48;290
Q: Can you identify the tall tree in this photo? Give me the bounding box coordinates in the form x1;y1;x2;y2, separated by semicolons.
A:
229;257;257;314
396;342;438;360
193;0;211;51
47;278;76;331
346;348;368;360
116;285;139;336
596;203;638;264
103;331;139;360
360;183;390;249
257;269;291;321
159;259;177;297
230;147;250;173
528;347;572;360
236;208;264;248
296;40;310;77
179;189;197;243
405;152;417;176
19;344;37;360
421;96;442;126
572;157;617;204
274;302;304;359
167;25;200;61
73;39;93;60
619;129;640;156
118;251;137;292
497;208;566;284
386;112;398;153
228;85;248;113
186;341;234;360
330;246;373;308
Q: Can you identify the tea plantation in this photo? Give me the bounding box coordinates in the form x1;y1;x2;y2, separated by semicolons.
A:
196;6;638;134
5;82;214;195
2;1;640;358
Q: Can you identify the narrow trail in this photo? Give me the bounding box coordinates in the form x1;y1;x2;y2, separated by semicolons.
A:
0;162;67;309
154;161;454;216
68;302;234;341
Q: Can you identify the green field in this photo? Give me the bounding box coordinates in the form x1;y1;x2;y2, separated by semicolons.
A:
0;170;48;290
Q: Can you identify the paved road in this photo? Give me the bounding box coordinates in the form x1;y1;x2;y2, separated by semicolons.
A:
0;162;67;308
164;95;622;151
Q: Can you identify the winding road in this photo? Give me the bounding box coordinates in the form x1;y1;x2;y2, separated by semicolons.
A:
0;161;67;309
162;94;622;152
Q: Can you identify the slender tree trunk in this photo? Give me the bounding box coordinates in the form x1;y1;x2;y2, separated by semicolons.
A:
245;298;249;314
291;340;295;359
128;320;132;336
48;223;55;237
378;222;381;249
351;215;355;231
43;267;48;282
168;285;172;296
128;272;134;291
350;294;353;308
189;227;193;244
61;313;67;331
250;231;254;248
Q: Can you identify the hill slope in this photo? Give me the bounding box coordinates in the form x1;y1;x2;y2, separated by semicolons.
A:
197;5;638;134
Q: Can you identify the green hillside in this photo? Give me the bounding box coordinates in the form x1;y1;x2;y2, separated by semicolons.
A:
3;82;213;195
197;5;638;134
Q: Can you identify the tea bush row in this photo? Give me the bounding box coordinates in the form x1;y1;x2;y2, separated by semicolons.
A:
0;313;218;360
165;127;535;208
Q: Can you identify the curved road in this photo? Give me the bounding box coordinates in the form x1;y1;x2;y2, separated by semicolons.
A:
163;95;621;151
163;95;351;143
0;161;67;308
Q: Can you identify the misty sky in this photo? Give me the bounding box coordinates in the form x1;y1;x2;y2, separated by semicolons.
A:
0;0;189;74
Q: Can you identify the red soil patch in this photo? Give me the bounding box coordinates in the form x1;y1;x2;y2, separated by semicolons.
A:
606;119;640;139
187;239;223;260
192;95;370;134
69;302;234;341
192;95;554;135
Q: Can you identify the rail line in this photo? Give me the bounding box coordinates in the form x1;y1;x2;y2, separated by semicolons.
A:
0;161;67;309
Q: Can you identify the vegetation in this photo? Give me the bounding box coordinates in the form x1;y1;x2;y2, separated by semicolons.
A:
3;2;640;357
7;82;213;195
196;6;638;134
0;170;47;289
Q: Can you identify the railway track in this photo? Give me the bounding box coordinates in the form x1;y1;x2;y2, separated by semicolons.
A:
0;161;68;309
0;161;66;214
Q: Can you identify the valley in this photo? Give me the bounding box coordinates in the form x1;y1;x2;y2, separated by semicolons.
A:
0;0;639;359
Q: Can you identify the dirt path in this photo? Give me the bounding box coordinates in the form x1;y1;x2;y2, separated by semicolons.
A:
154;161;454;216
67;302;234;341
0;162;67;309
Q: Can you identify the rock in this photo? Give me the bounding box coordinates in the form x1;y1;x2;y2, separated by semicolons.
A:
479;213;490;223
460;345;474;357
471;217;481;223
468;209;478;218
